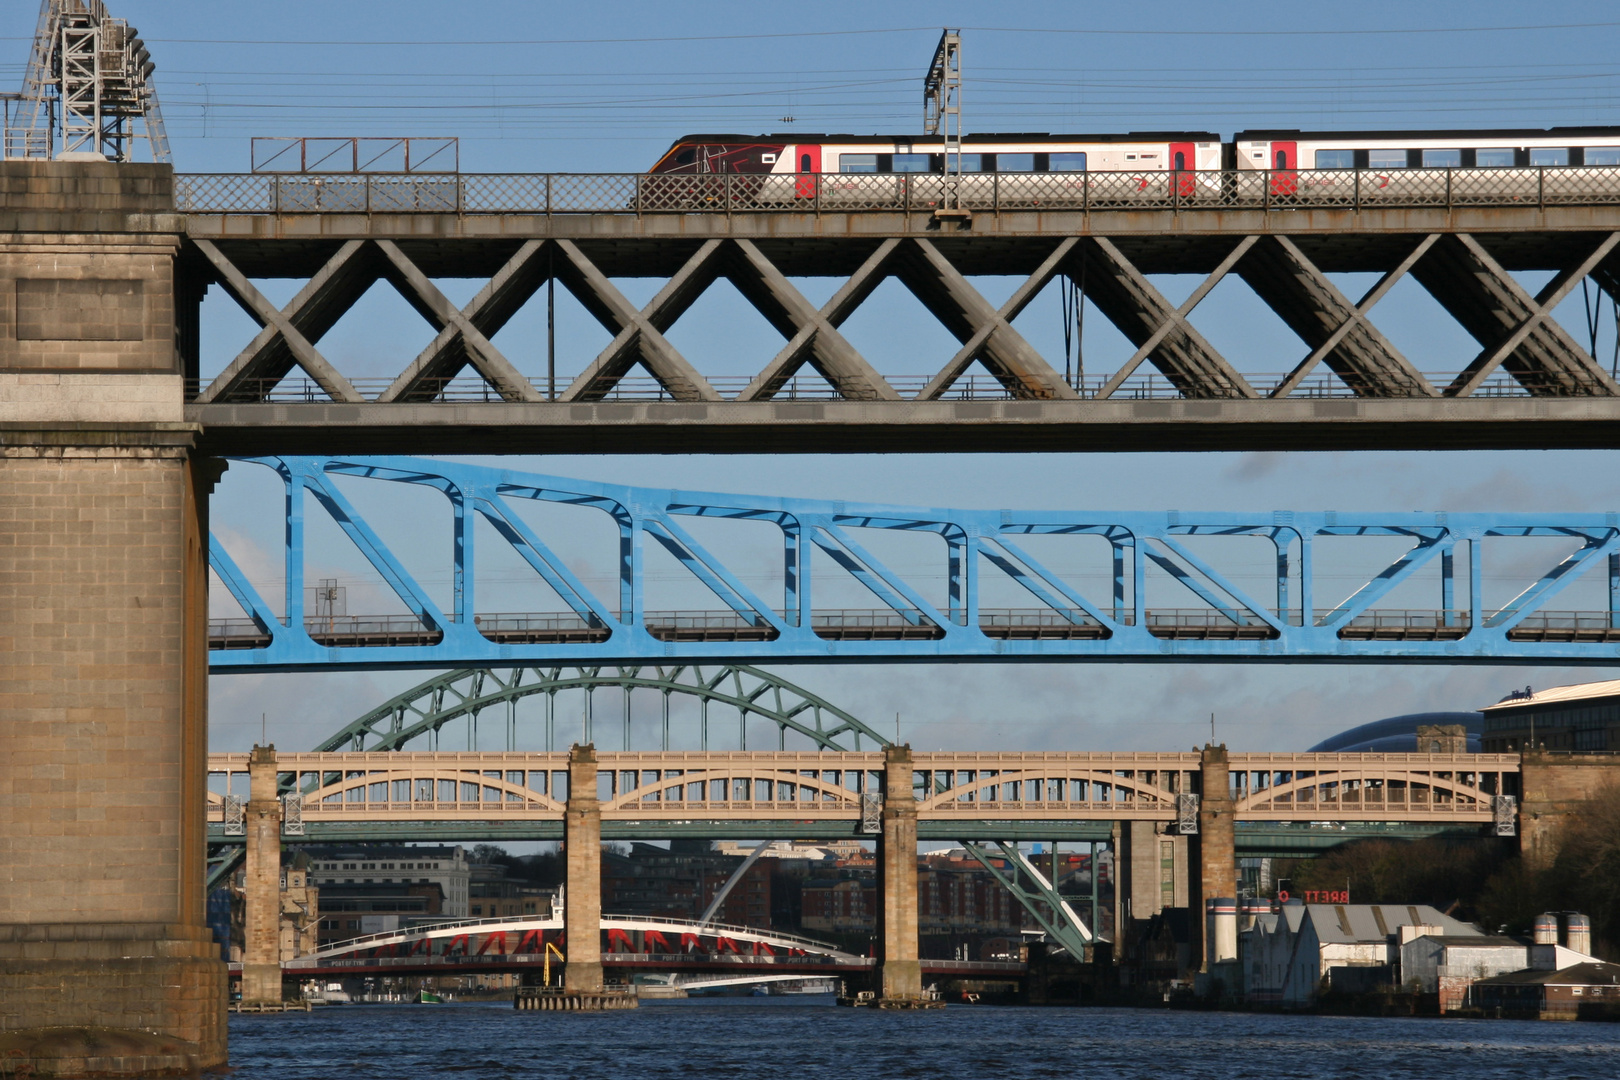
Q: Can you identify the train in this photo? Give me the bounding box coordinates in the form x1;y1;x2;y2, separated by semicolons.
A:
647;127;1620;208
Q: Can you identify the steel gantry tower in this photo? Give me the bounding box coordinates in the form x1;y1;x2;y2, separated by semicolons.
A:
5;0;170;162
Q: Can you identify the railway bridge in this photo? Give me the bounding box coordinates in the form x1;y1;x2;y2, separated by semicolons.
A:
9;155;1620;1062
208;742;1521;1002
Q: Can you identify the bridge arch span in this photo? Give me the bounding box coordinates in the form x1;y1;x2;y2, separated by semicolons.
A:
315;664;887;754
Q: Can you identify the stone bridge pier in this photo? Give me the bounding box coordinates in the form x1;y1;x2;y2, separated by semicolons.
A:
0;162;226;1073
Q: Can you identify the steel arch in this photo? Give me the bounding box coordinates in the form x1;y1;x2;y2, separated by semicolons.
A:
314;664;888;753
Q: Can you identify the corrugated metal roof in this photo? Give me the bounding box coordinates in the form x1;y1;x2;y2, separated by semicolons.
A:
1306;904;1476;944
1481;679;1620;712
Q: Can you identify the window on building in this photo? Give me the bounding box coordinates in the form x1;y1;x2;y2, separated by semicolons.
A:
1422;148;1462;168
1531;147;1570;167
1314;149;1354;169
1476;148;1515;167
839;154;878;173
1368;149;1407;169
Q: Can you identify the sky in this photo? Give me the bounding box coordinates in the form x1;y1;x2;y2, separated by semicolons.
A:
10;1;1620;758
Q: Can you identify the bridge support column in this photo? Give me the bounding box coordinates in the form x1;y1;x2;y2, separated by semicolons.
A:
0;162;225;1075
564;744;604;994
240;745;284;1005
1519;751;1620;869
1194;744;1236;973
876;744;923;1001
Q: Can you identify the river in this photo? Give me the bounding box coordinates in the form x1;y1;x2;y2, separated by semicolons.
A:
224;998;1620;1079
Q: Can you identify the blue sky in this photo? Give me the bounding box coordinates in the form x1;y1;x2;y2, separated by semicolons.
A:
12;1;1618;754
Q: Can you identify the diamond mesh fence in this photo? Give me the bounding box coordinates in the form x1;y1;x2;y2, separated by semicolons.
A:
175;167;1620;214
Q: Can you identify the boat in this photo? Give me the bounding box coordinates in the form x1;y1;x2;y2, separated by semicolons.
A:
417;989;443;1004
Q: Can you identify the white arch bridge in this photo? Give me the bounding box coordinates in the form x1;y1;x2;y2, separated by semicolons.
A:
263;914;1021;983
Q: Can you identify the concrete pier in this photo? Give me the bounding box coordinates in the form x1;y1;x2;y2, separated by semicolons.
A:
876;745;924;1002
240;745;284;1005
563;744;604;995
0;162;225;1074
1194;745;1236;973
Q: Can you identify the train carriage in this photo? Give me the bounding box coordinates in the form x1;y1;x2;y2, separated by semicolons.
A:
1233;127;1620;207
649;132;1223;209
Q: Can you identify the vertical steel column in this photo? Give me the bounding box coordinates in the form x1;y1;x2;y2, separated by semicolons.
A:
1442;547;1457;628
283;474;305;633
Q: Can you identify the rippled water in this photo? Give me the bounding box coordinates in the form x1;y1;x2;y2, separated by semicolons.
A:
226;999;1620;1079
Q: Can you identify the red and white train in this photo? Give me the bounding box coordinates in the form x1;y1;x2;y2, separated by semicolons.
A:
648;127;1620;206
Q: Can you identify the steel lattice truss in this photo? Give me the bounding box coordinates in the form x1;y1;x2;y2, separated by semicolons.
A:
313;664;886;753
183;226;1620;407
208;456;1620;670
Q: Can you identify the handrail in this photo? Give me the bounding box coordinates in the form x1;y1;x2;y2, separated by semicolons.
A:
173;165;1620;216
182;369;1579;404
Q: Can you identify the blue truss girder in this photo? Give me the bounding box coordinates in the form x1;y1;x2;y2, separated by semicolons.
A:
207;456;1620;671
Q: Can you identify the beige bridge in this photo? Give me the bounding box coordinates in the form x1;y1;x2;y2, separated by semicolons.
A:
207;749;1518;827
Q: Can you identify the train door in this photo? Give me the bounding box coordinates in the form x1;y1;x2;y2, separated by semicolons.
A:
1170;141;1196;197
1270;140;1298;197
796;144;821;199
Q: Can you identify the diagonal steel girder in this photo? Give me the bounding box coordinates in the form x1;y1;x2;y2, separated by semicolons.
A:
1237;235;1435;398
891;238;1079;400
1081;236;1256;400
1410;233;1620;396
740;239;904;400
381;239;551;402
554;238;722;402
193;238;369;403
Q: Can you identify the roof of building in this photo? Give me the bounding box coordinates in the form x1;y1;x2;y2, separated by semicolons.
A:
1305;904;1477;944
1474;961;1620;986
1410;935;1524;949
1308;712;1483;753
1482;679;1620;712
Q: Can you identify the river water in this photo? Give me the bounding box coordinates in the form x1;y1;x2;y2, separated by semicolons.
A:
226;999;1620;1079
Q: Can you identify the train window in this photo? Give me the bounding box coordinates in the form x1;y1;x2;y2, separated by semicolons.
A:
999;153;1035;172
675;148;696;166
1476;148;1515;167
1586;148;1620;166
1314;149;1354;169
1530;147;1570;167
839;154;879;173
1367;149;1407;169
892;153;930;172
1050;152;1087;171
1422;149;1462;168
956;154;984;172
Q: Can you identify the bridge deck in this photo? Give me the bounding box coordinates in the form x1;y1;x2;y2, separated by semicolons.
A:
174;170;1620;454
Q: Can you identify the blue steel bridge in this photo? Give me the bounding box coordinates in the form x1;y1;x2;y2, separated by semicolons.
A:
207;455;1620;671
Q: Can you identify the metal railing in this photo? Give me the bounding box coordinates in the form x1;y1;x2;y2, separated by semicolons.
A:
209;606;1583;649
175;166;1620;216
184;370;1549;405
